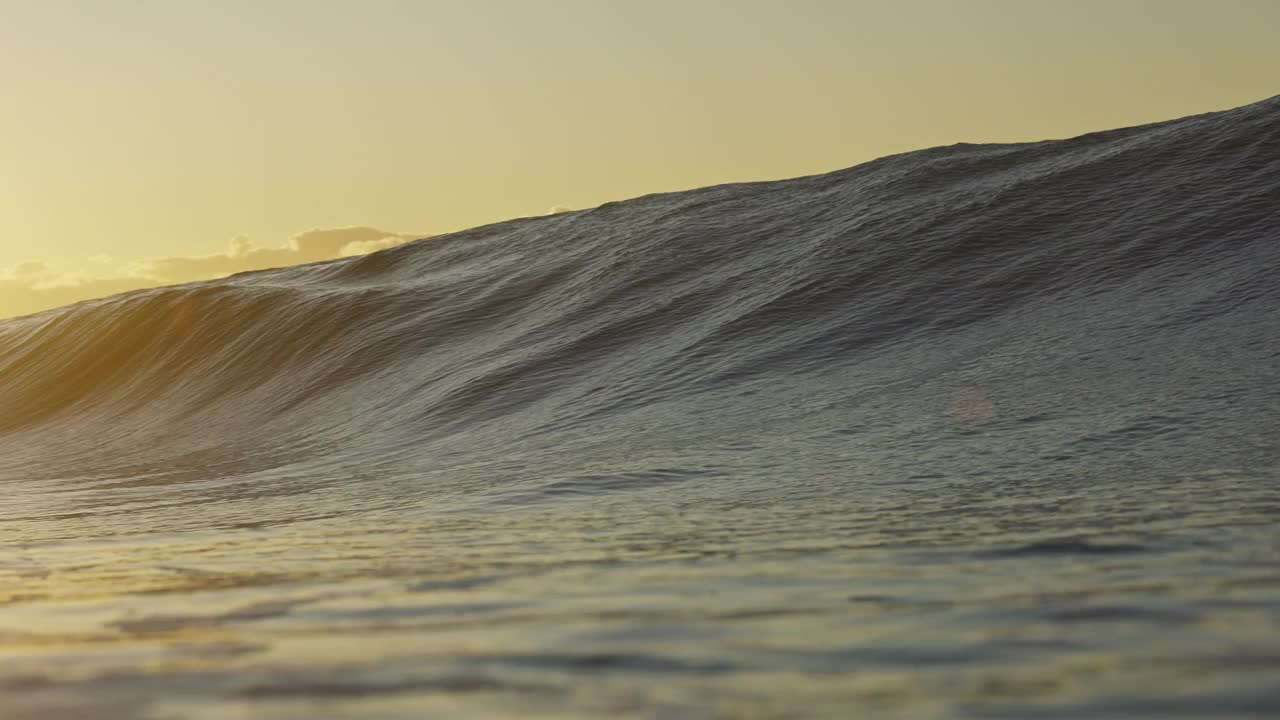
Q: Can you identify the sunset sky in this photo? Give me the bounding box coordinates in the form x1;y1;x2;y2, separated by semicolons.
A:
2;0;1276;318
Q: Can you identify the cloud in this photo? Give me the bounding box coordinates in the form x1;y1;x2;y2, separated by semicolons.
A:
0;226;418;320
338;237;409;257
9;261;50;277
546;206;573;215
130;227;415;284
0;272;155;320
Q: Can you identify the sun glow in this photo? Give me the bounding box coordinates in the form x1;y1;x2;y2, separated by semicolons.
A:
1;0;1276;320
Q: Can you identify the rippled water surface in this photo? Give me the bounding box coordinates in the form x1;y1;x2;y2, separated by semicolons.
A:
6;469;1280;719
3;97;1279;718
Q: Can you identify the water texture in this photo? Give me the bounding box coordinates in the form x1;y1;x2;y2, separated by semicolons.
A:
1;96;1279;718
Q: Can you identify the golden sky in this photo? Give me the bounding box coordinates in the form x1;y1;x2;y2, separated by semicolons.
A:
1;0;1277;317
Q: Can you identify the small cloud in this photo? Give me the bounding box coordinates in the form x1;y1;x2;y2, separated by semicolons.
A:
4;261;51;279
546;206;572;215
289;227;393;258
0;225;422;319
228;235;255;258
31;269;97;290
131;226;416;283
339;237;410;257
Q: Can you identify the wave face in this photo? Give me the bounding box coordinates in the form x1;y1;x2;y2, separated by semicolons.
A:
3;97;1280;718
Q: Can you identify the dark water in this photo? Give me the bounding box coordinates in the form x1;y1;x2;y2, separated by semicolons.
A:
2;96;1279;719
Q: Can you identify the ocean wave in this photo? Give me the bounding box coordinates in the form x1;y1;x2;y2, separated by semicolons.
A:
2;95;1278;491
